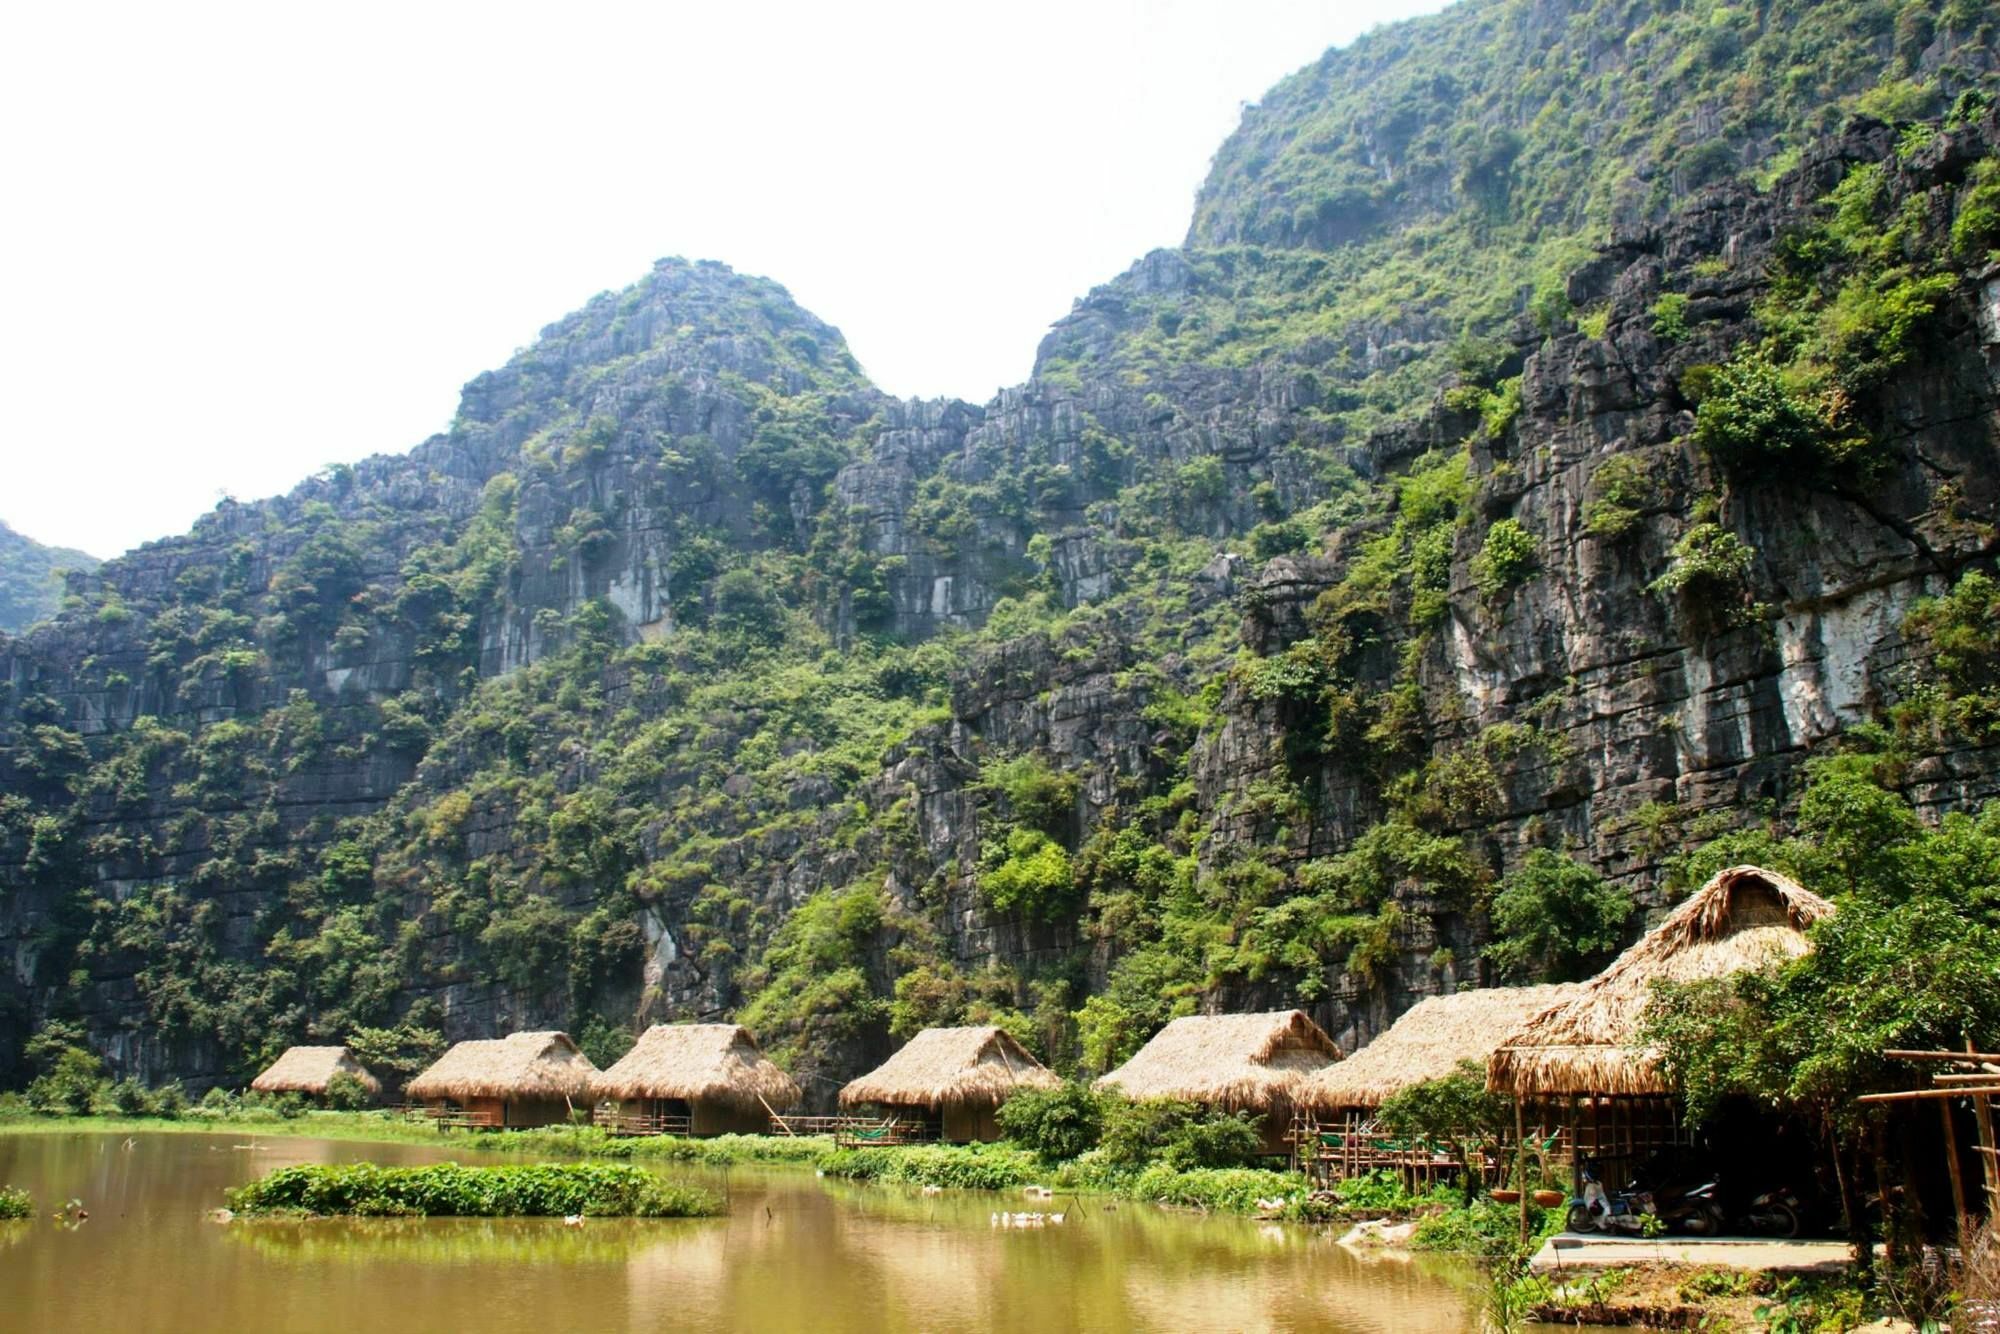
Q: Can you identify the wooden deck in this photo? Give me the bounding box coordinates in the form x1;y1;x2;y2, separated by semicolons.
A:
1293;1112;1571;1190
592;1107;694;1138
397;1104;503;1131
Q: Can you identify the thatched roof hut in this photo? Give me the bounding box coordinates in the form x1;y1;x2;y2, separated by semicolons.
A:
250;1045;382;1098
1302;984;1579;1113
405;1031;597;1127
1095;1010;1340;1109
592;1024;800;1134
839;1027;1059;1141
1488;865;1833;1099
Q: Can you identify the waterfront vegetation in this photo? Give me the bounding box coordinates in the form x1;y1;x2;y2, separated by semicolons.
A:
0;1185;31;1220
226;1162;721;1218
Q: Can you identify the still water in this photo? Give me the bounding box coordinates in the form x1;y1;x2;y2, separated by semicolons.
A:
0;1132;1495;1332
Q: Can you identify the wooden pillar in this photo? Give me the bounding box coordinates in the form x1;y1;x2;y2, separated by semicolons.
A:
1516;1098;1530;1247
1968;1042;1999;1218
1941;1099;1969;1235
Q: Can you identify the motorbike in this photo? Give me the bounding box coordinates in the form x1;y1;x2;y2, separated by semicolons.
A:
1565;1157;1726;1236
1741;1184;1805;1238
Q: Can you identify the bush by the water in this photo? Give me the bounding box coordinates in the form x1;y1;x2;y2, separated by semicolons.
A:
996;1082;1106;1160
0;1185;31;1220
819;1144;1040;1191
1117;1164;1300;1214
1097;1098;1262;1172
226;1162;721;1218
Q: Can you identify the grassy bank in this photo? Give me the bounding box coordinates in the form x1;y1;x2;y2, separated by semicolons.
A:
0;1111;830;1166
227;1162;722;1218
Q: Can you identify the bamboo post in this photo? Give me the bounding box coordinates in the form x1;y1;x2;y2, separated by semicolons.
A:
1516;1098;1530;1247
1969;1040;2000;1219
1941;1099;1970;1233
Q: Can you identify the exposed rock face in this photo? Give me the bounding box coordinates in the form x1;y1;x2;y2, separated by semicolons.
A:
2;49;1999;1092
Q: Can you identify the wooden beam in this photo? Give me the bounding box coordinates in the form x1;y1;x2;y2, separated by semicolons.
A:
1884;1049;2000;1063
1858;1086;2000;1103
1929;1072;2000;1083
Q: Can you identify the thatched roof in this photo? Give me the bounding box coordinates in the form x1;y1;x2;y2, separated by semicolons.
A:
1488;865;1834;1098
250;1045;381;1096
1094;1010;1340;1110
592;1024;801;1112
1302;984;1579;1111
838;1027;1060;1111
404;1031;598;1102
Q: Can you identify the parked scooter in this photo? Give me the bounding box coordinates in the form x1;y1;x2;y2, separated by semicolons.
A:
1566;1157;1726;1236
1740;1184;1805;1238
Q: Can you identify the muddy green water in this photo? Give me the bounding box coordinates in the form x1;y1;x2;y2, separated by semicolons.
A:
0;1132;1495;1332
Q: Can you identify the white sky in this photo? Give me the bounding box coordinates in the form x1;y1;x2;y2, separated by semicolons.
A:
0;0;1447;560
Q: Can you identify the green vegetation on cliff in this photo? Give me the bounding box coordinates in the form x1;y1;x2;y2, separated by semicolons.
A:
2;2;1999;1106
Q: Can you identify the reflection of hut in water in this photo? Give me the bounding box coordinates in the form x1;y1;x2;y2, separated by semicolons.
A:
1487;865;1834;1185
1095;1010;1340;1156
590;1024;800;1136
249;1045;382;1104
405;1031;597;1129
839;1027;1060;1142
1298;985;1577;1181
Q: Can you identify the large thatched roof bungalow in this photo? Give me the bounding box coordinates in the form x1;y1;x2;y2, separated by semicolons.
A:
1302;984;1579;1116
1488;866;1832;1100
1486;865;1833;1183
838;1026;1060;1142
591;1024;801;1136
405;1031;598;1129
249;1045;382;1102
1095;1010;1341;1154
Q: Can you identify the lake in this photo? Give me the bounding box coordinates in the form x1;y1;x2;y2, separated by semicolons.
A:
0;1131;1494;1331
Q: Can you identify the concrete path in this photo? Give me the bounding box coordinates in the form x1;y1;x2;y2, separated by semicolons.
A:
1529;1232;1858;1273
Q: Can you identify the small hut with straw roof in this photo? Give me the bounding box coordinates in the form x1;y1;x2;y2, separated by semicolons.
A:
591;1023;801;1136
838;1026;1060;1142
250;1045;382;1104
405;1030;598;1129
1296;985;1575;1182
1305;984;1579;1116
1486;865;1833;1182
1095;1010;1341;1155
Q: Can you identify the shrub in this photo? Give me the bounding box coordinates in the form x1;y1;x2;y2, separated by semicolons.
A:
997;1083;1107;1161
1098;1098;1263;1173
1471;518;1537;601
1648;523;1759;635
980;828;1077;921
819;1144;1040;1192
1483;850;1634;982
979;754;1078;836
1581;455;1655;540
323;1072;376;1112
1692;350;1837;474
22;1024;106;1116
0;1186;31;1220
226;1163;720;1218
1650;292;1691;342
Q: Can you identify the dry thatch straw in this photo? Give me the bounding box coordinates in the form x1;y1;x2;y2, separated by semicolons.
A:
838;1027;1060;1111
1487;865;1834;1098
591;1024;800;1112
404;1031;598;1102
1094;1010;1340;1110
1301;984;1579;1112
249;1045;382;1097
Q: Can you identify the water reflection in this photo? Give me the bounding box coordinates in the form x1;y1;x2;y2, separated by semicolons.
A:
0;1132;1506;1332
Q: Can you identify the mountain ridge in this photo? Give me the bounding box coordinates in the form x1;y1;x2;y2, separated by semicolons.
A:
2;0;1999;1095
